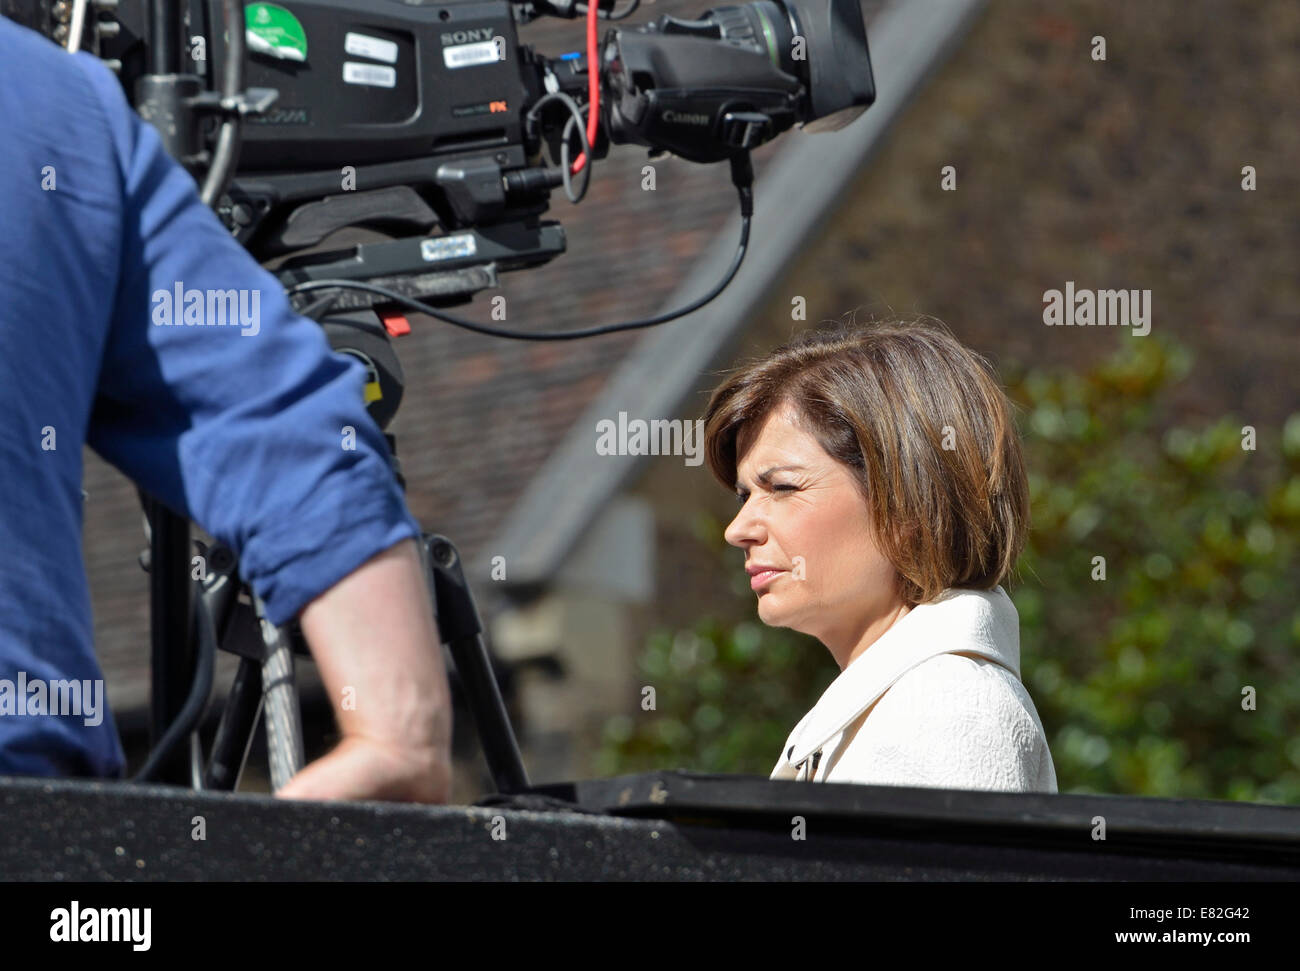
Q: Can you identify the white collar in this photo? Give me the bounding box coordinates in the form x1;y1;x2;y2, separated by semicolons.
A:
778;585;1022;768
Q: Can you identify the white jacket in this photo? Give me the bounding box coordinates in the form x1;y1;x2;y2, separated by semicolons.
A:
770;585;1057;792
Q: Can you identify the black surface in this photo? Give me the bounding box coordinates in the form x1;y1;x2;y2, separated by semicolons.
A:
1;772;1297;881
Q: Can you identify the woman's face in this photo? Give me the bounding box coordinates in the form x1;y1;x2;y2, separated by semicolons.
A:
723;401;909;670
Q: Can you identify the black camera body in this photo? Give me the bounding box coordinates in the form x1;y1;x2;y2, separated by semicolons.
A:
213;1;541;173
4;0;873;315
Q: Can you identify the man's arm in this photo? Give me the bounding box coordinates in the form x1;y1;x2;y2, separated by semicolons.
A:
69;48;452;801
280;537;453;803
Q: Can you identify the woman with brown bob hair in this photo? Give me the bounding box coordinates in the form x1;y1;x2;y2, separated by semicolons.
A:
703;316;1056;791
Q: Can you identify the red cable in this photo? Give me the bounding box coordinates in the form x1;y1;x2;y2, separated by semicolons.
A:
569;0;600;175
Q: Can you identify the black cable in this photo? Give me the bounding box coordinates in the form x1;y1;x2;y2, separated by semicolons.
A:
133;584;216;782
525;90;592;204
560;111;592;203
200;0;245;207
288;219;749;341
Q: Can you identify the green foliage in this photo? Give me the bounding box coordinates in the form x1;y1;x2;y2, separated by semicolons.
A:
1007;336;1300;802
596;333;1300;802
592;603;835;779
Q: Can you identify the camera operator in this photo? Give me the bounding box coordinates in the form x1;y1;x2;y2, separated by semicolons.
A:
0;15;453;803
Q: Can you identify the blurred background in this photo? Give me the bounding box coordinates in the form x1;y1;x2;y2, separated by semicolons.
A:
80;0;1299;802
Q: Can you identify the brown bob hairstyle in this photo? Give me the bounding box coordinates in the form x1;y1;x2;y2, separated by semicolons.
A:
702;316;1030;608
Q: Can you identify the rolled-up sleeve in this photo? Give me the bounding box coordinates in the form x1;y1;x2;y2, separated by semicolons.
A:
76;53;421;626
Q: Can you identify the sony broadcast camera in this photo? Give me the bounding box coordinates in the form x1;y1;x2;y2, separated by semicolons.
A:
5;0;873;349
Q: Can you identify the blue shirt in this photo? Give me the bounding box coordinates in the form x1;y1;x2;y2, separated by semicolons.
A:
0;18;422;779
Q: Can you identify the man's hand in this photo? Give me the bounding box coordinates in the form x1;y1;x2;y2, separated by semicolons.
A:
273;735;450;803
274;537;453;804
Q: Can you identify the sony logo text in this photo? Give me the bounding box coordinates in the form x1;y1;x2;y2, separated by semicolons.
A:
441;28;494;45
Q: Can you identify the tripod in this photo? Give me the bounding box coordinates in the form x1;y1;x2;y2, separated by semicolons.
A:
134;309;528;795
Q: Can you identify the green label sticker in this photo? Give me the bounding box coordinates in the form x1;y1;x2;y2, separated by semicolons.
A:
245;3;307;62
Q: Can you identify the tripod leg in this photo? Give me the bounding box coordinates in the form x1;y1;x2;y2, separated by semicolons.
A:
203;657;264;790
255;595;305;792
138;490;196;786
424;534;529;793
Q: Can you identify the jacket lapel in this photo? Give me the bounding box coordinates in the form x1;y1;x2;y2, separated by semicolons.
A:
769;585;1022;779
